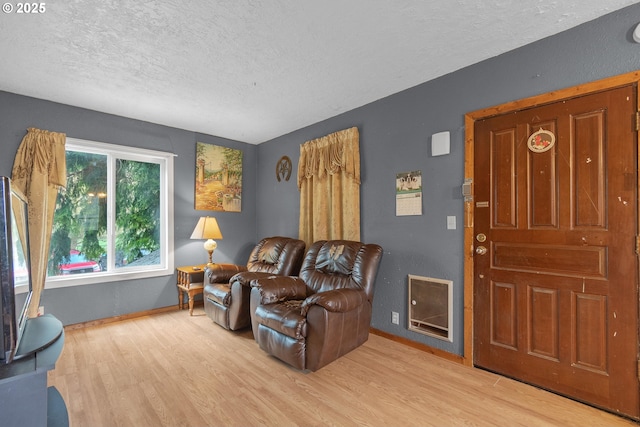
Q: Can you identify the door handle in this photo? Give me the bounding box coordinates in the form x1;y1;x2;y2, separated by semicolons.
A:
475;246;487;255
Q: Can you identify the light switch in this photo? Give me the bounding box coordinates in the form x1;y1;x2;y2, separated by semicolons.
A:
447;215;456;230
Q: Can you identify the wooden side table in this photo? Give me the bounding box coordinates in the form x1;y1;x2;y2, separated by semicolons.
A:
176;264;206;315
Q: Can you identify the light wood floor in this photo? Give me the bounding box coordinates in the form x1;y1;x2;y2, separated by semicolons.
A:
49;308;638;427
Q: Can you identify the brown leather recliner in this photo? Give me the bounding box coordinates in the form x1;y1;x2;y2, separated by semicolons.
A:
250;239;383;371
203;236;305;331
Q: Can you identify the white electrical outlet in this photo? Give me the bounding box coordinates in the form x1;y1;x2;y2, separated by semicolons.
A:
391;311;399;325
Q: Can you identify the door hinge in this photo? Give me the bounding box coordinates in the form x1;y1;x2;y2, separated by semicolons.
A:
637;358;640;381
636;236;640;255
636;111;640;131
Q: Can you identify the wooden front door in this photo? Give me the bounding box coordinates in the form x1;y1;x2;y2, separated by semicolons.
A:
473;85;639;418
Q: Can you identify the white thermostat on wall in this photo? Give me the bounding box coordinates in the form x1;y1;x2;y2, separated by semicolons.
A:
431;131;450;156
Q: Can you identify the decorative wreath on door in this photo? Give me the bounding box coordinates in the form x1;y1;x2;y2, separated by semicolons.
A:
527;128;556;153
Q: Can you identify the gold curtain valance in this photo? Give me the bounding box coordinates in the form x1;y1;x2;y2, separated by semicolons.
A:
297;127;360;190
12;127;67;190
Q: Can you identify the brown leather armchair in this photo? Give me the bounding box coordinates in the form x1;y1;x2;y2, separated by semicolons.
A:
203;236;305;331
250;240;383;371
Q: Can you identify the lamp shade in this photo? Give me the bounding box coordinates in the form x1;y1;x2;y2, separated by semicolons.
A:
190;217;223;240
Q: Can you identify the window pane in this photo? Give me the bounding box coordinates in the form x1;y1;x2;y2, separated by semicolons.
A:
114;159;161;269
45;137;173;288
48;151;106;277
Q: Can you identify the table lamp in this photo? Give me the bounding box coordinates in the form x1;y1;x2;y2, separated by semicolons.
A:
190;216;223;265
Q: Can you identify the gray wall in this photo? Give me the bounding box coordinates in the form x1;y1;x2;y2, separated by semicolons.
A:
0;92;258;325
257;4;640;355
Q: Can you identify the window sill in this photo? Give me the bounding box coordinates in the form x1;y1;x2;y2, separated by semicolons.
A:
45;265;174;289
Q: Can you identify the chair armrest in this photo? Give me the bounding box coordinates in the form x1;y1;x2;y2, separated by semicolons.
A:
301;288;368;316
231;271;284;288
251;276;308;304
206;263;247;284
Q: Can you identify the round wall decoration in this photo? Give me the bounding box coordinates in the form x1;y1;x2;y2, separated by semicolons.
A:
527;128;556;153
276;155;292;182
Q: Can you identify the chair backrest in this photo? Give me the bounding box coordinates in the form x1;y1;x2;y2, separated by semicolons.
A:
299;240;383;301
246;236;306;276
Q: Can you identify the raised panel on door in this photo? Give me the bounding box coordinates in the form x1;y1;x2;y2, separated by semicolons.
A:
490;281;517;349
572;111;606;228
527;120;558;228
528;286;559;361
492;127;517;228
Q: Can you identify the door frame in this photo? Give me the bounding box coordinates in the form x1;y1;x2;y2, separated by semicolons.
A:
462;70;640;366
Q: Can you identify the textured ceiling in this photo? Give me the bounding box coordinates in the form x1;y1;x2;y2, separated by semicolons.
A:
1;1;638;144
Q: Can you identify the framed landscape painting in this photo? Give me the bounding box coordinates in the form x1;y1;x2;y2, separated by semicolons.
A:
195;142;243;212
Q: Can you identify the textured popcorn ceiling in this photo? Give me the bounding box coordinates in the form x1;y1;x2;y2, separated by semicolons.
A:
0;1;637;144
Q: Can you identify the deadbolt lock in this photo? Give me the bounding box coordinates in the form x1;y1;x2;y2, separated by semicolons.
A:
476;233;487;242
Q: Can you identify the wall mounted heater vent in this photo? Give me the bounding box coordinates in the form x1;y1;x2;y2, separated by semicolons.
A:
408;275;453;342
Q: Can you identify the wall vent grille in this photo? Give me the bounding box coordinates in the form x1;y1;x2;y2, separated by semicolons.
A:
408;275;453;342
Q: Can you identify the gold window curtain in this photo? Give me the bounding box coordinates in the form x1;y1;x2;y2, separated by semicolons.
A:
297;127;360;247
11;128;66;318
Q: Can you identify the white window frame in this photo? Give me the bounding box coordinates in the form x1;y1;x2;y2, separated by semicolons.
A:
45;137;175;289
